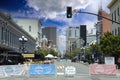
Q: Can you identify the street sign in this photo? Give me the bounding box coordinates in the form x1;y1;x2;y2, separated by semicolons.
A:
65;66;76;75
22;54;34;58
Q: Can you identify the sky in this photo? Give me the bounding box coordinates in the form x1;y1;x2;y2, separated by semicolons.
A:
0;0;112;54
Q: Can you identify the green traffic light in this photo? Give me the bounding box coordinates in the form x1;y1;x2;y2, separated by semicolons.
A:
68;14;71;17
67;14;72;18
67;7;72;18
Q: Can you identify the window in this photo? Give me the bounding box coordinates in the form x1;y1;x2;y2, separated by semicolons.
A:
69;30;71;37
29;26;31;32
114;10;116;21
118;27;120;36
112;31;114;35
112;13;114;23
115;28;117;35
75;30;77;37
118;7;120;16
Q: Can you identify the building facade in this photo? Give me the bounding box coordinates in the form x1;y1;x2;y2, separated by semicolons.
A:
108;0;120;35
87;28;96;46
42;27;57;46
95;9;111;44
66;25;86;52
0;11;36;53
66;26;80;53
14;18;42;47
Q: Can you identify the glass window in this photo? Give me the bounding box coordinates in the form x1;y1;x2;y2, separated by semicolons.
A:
118;7;119;16
112;13;114;23
114;10;116;21
115;28;117;35
2;27;5;41
75;30;77;37
29;26;31;32
112;31;114;35
118;27;120;36
69;29;71;37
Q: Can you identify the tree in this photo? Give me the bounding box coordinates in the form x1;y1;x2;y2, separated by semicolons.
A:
100;32;120;57
48;49;58;56
85;47;92;59
64;48;81;59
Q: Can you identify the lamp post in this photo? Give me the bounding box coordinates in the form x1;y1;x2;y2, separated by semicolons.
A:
36;45;41;54
19;36;28;53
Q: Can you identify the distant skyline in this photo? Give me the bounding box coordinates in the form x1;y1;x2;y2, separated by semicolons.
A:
0;0;112;54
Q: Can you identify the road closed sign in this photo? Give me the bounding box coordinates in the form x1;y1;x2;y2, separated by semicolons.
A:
65;66;76;75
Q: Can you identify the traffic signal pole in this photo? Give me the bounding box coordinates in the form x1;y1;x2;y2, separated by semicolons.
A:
76;11;120;25
66;7;120;25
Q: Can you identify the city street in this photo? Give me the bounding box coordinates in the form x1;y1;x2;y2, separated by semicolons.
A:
0;0;120;80
0;60;120;80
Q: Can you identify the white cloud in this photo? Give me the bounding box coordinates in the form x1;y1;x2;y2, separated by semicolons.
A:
26;0;112;20
25;0;112;54
88;0;112;14
83;20;97;34
27;0;91;19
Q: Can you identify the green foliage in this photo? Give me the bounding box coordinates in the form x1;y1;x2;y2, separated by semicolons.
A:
48;49;58;56
100;32;120;57
64;48;81;59
40;49;47;56
85;47;92;56
90;44;101;52
34;48;58;60
72;48;81;54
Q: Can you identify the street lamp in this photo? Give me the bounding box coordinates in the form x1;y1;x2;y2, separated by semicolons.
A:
19;36;28;53
36;45;41;54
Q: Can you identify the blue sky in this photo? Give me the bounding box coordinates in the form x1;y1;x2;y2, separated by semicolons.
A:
0;0;112;54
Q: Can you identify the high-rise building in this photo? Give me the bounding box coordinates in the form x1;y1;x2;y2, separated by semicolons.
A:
80;25;87;46
66;25;87;52
42;27;57;46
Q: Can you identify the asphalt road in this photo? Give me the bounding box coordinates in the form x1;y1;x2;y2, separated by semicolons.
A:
0;60;120;80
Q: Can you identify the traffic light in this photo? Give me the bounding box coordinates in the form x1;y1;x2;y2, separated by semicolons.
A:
67;7;72;18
